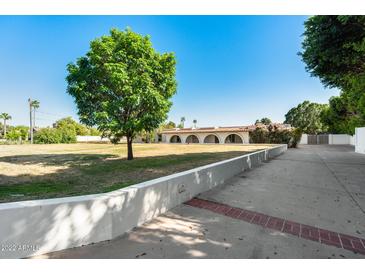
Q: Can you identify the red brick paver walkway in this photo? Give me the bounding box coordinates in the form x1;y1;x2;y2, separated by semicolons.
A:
185;198;365;255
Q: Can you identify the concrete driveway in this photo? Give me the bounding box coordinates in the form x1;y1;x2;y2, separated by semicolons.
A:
39;145;365;259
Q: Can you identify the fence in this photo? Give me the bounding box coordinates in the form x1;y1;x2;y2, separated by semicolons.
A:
300;134;354;145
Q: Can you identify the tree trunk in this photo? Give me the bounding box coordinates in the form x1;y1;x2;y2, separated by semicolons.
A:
127;135;134;160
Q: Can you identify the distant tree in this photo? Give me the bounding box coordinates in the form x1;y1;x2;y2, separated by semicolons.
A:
165;121;176;129
321;95;363;135
0;113;12;138
300;16;365;133
155;121;176;134
7;125;29;141
255;117;272;125
193;119;197;128
53;117;77;143
88;127;101;136
34;128;62;144
66;28;177;160
249;126;302;148
54;117;77;131
284;101;328;134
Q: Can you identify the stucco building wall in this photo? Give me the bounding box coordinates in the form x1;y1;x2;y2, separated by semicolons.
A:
162;131;249;144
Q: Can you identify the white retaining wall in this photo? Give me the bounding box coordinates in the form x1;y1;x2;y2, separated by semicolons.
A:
76;136;110;142
299;134;355;145
0;145;287;259
329;134;352;145
350;135;355;146
355;127;365;154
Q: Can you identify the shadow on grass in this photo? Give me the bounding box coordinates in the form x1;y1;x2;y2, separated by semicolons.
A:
0;150;256;203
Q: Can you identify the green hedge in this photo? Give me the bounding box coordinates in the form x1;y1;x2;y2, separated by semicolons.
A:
250;127;302;148
34;127;76;144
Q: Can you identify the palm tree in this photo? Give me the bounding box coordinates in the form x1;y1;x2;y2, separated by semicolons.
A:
0;113;12;139
180;117;186;128
193;119;197;128
31;100;40;128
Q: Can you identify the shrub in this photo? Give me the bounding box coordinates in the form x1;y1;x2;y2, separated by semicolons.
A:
290;128;302;148
34;128;62;144
88;127;101;136
249;128;268;143
6;129;21;141
54;116;100;136
34;127;77;144
249;127;302;148
6;126;29;141
58;127;77;143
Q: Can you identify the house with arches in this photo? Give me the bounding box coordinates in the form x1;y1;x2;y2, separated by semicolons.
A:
161;126;253;144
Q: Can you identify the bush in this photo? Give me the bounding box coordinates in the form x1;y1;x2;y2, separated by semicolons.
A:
6;128;22;141
88;127;101;136
34;127;77;144
54;116;100;136
249;128;268;143
290;128;302;148
34;128;62;144
6;126;29;141
249;127;302;148
58;127;77;143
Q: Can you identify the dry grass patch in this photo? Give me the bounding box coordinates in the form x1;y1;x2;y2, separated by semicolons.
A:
0;143;273;203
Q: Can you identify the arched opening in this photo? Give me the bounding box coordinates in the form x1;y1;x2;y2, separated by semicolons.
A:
170;135;181;143
204;134;219;144
186;135;199;143
225;134;243;144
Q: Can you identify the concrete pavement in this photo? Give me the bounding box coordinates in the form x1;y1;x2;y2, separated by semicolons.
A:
37;145;365;258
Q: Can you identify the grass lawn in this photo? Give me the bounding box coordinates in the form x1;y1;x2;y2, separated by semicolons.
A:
0;143;273;203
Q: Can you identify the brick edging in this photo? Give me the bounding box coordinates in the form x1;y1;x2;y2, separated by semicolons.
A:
185;198;365;255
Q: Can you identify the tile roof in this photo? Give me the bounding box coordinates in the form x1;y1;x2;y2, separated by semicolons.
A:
162;126;251;134
161;124;292;134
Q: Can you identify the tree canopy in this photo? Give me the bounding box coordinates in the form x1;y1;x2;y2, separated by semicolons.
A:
53;117;99;136
300;16;365;134
66;28;177;159
255;117;272;125
284;101;328;134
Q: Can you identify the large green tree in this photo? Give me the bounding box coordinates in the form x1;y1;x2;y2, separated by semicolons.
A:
300;16;365;134
66;28;177;160
284;101;328;134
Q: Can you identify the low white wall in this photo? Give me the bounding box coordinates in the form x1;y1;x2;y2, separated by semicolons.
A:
355;127;365;154
76;136;110;142
299;134;308;145
300;134;355;145
329;134;351;145
0;145;287;259
350;135;355;146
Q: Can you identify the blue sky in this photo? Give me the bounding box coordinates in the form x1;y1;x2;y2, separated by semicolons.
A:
0;16;338;128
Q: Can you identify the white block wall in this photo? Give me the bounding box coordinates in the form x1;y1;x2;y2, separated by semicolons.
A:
0;145;287;259
76;136;110;142
300;134;356;145
355;127;365;154
329;134;351;145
